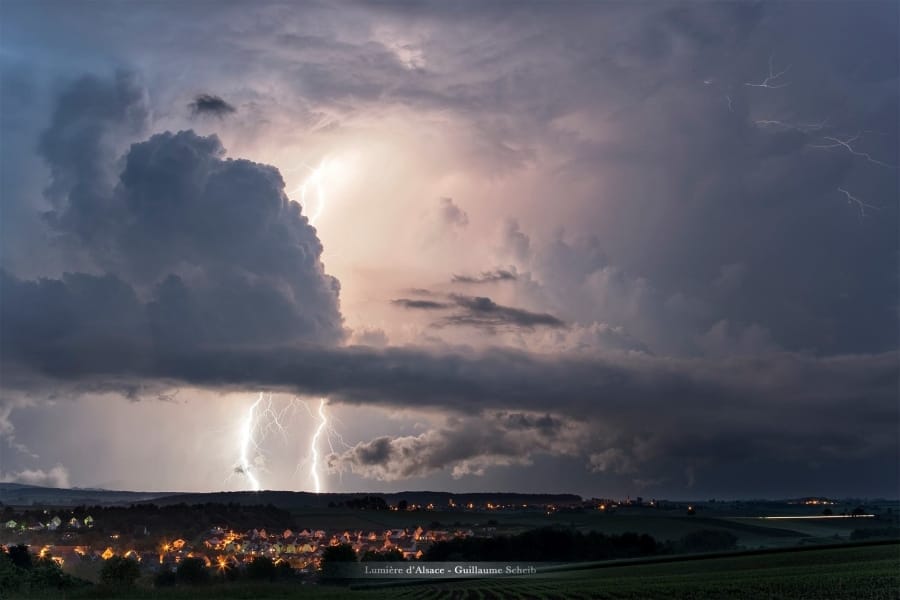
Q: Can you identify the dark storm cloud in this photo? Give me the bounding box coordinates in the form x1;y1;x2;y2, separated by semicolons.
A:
16;74;344;360
1;2;897;494
444;295;564;330
2;319;894;487
328;411;582;480
451;268;517;284
392;293;564;330
189;93;236;118
392;298;451;310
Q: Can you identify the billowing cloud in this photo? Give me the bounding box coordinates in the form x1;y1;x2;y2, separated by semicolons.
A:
2;464;70;488
329;411;584;480
189;93;236;118
0;1;897;496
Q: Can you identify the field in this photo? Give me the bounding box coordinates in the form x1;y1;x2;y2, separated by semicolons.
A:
283;504;897;550
360;542;900;600
25;541;900;600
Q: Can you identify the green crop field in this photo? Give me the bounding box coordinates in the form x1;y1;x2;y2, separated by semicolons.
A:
360;543;900;600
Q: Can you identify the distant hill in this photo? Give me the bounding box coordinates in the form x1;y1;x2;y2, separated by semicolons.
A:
148;490;583;509
0;483;581;509
0;483;182;507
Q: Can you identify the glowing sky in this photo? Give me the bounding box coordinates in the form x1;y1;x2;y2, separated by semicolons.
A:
0;1;897;499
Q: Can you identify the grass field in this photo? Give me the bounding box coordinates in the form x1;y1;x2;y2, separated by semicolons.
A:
369;543;900;600
285;506;895;550
25;541;899;600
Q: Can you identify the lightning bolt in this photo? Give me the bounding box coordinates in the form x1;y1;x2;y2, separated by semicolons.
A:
287;157;335;227
232;392;302;491
837;187;879;218
745;53;791;89
293;398;352;493
236;393;264;491
310;399;327;494
809;134;897;170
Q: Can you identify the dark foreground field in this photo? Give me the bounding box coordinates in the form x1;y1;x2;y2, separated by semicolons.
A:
23;542;900;600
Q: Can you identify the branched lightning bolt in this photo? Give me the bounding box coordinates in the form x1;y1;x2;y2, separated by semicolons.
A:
236;393;264;491
286;158;334;227
232;392;303;491
745;53;791;89
809;134;897;170
294;398;352;492
837;187;879;218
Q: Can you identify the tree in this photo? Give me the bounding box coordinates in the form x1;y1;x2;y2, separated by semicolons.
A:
246;556;277;581
100;556;141;588
175;557;209;585
397;500;408;511
6;545;31;570
321;544;357;581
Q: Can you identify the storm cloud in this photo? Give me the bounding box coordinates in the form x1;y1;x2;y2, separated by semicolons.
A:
0;0;897;496
392;293;564;331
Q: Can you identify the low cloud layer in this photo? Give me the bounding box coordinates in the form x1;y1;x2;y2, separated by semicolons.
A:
393;293;564;331
452;269;518;284
329;411;583;480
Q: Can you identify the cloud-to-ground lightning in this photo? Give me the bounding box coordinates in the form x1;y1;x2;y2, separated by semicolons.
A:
309;399;328;494
295;398;353;493
745;54;791;89
236;393;264;491
232;392;303;491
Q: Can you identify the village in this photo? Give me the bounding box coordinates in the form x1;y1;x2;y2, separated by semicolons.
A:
0;497;595;576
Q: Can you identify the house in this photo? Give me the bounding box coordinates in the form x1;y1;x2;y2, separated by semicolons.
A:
171;539;186;550
282;529;293;539
101;547;115;560
83;516;94;527
68;518;82;529
4;520;16;529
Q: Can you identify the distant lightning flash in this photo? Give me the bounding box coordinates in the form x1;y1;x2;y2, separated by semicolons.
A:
837;187;879;218
745;54;791;89
289;157;337;226
809;134;897;170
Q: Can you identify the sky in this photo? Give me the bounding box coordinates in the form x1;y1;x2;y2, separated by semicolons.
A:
0;0;897;500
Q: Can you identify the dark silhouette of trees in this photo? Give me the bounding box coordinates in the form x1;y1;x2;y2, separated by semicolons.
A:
99;556;141;588
425;527;659;562
321;543;357;581
6;545;31;570
246;556;277;581
361;548;404;561
175;557;209;585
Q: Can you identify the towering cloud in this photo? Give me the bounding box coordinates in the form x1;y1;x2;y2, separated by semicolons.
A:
2;74;344;384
